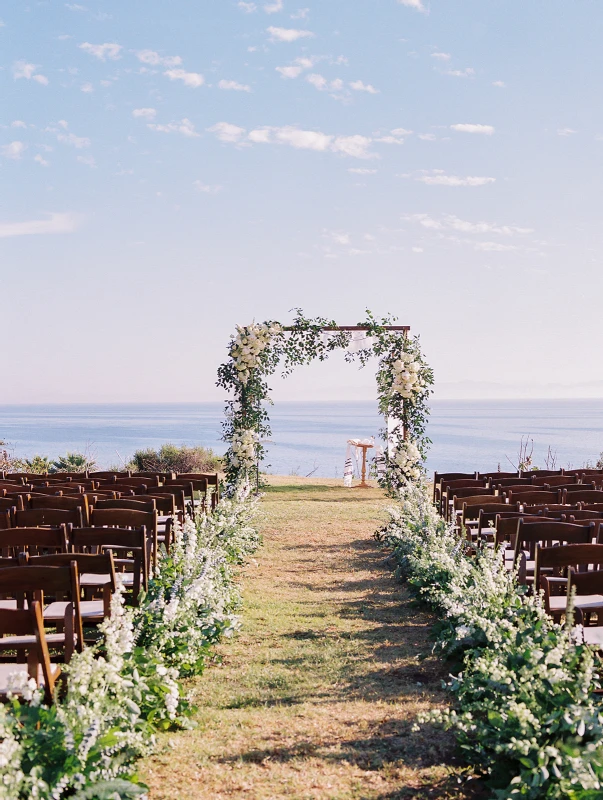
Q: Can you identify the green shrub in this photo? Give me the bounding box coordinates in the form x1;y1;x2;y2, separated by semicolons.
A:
128;443;222;474
51;452;97;473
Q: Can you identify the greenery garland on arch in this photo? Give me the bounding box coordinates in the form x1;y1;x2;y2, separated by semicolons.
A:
216;310;434;495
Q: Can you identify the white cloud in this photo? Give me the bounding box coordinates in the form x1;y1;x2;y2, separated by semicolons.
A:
164;69;205;88
307;73;330;91
415;172;495;186
77;154;96;167
136;49;182;68
397;0;426;11
132;107;157;119
451;123;495;135
193;181;222;193
81;82;94;93
1;141;26;160
404;213;532;236
431;52;450;60
492;80;506;88
557;128;577;136
349;80;379;94
276;56;319;78
291;8;309;18
148;118;200;137
238;1;257;10
474;241;517;252
213;123;377;158
34;154;50;166
412;247;424;253
418;133;436;141
65;3;86;10
218;79;252;92
57;131;91;148
0;212;80;238
332;135;374;158
264;0;283;12
376;127;412;145
267;26;314;42
0;18;5;26
444;68;475;78
208;122;246;143
78;42;122;60
11;121;27;129
348;168;377;174
274;126;333;150
12;61;49;85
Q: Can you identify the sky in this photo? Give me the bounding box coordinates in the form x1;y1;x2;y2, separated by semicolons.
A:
1;0;603;403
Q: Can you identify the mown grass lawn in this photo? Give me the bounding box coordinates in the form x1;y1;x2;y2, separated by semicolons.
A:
141;476;484;799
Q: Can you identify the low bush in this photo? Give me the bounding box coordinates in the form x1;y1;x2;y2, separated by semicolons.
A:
128;443;222;474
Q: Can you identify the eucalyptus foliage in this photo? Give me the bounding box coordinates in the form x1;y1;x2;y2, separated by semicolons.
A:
216;309;434;495
378;480;603;798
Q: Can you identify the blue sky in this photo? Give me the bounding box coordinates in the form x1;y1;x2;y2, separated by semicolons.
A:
2;0;603;402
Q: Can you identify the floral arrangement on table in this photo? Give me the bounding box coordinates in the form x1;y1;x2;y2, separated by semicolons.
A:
0;490;261;799
377;479;603;799
217;309;434;495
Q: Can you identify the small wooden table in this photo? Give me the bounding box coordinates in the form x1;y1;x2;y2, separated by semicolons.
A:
347;440;374;488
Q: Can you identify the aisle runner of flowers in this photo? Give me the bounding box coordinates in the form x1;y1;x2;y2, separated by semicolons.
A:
0;490;261;799
378;480;603;799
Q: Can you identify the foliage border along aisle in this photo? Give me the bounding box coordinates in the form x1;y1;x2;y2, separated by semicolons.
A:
377;479;603;799
0;489;261;799
216;309;434;495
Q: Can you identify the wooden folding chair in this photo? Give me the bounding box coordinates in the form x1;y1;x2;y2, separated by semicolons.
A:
90;508;157;569
0;563;83;662
71;526;148;604
0;526;69;558
0;601;60;705
26;552;117;632
514;520;595;587
433;472;476;503
536;542;603;620
507;490;561;507
562;489;603;505
15;508;83;529
29;494;90;525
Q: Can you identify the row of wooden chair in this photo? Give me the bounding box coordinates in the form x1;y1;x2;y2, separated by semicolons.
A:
434;469;603;515
0;471;221;511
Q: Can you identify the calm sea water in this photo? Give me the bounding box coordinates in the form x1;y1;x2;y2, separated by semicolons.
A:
0;401;602;478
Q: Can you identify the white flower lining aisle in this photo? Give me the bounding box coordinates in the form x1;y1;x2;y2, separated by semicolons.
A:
377;480;603;799
0;490;261;799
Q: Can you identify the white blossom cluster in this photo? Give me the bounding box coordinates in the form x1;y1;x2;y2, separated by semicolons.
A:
228;428;258;470
390;352;424;399
230;322;281;385
391;439;422;481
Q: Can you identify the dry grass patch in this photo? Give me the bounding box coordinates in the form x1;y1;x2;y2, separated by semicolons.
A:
141;476;484;799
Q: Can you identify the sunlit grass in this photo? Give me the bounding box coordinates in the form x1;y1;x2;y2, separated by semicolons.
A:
140;475;483;799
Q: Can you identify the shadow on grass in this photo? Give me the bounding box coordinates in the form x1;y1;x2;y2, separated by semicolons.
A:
215;720;461;770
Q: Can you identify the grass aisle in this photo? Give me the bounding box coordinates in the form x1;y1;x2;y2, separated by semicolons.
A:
141;476;471;799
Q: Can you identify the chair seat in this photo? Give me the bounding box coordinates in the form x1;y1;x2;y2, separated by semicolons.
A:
582;627;603;646
0;633;66;648
44;600;105;620
549;594;603;612
80;572;133;587
0;663;60;694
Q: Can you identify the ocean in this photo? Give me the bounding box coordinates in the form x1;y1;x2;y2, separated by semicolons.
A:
0;400;602;478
